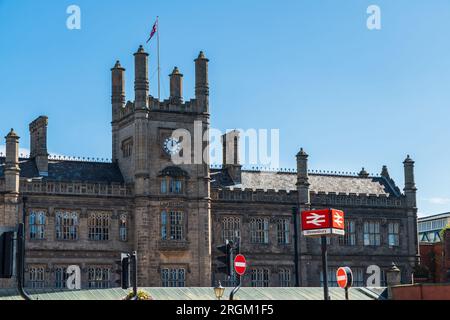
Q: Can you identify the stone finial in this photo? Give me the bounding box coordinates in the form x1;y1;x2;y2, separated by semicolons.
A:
196;51;208;61
296;148;308;158
6;128;18;139
112;60;125;71
358;167;369;178
381;165;390;178
170;66;182;76
404;154;414;164
137;45;145;53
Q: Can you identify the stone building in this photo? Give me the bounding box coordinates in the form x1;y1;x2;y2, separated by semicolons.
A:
0;46;419;289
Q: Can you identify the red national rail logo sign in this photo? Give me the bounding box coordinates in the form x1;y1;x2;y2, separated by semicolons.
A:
301;209;345;237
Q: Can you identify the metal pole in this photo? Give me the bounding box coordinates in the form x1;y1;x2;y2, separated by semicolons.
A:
345;287;349;300
321;236;330;300
17;197;31;300
292;207;300;287
131;251;138;299
157;16;161;101
229;275;241;301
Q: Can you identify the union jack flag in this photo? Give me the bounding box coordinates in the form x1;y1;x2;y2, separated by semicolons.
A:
147;20;158;43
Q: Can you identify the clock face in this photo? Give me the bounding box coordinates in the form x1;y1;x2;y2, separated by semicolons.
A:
163;137;182;155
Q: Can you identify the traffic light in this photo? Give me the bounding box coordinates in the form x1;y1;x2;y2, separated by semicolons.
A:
0;231;14;279
115;254;130;289
216;240;233;277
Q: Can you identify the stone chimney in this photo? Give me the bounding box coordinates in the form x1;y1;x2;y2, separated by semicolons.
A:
111;60;126;162
403;155;417;208
111;60;126;121
169;67;183;104
195;51;209;113
4;129;20;193
296;148;310;206
29;116;48;176
222;130;241;184
134;45;149;109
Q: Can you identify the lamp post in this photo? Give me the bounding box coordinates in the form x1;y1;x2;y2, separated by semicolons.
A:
292;206;300;287
214;281;225;300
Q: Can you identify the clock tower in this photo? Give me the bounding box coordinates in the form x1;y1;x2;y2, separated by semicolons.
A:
111;47;212;286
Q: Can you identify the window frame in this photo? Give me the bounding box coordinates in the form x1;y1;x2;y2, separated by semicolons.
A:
87;266;111;289
222;216;241;243
276;218;290;245
278;269;291;287
251;269;270;287
55;210;79;241
119;213;128;242
363;221;381;246
250;218;269;244
88;211;111;241
161;210;185;241
29;210;46;240
28;266;46;289
388;221;400;247
339;219;357;246
161;268;186;287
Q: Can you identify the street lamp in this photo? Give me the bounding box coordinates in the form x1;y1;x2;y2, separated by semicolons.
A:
214;281;225;300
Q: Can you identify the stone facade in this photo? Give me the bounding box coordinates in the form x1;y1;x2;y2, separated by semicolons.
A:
0;46;419;289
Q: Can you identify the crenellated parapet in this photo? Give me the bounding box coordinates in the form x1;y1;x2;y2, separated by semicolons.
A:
310;191;405;208
212;187;297;203
212;187;405;208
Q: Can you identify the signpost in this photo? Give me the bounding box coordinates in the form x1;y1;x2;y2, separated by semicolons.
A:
336;267;353;300
230;253;246;300
234;254;246;276
301;208;345;301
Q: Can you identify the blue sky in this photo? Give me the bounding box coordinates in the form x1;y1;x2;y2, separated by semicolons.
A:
1;0;450;216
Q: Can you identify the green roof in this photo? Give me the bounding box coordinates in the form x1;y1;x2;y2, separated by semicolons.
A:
0;287;385;300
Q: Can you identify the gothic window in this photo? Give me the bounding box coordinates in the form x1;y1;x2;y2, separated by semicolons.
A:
88;267;111;289
28;266;45;289
29;210;46;240
161;268;185;287
388;222;400;247
277;218;290;245
339;220;356;246
119;214;128;242
363;221;381;246
251;269;270;287
88;212;110;241
279;269;291;287
320;268;338;287
222;217;241;243
161;211;184;240
55;211;79;241
54;266;68;289
250;218;269;244
160;177;183;194
121;138;133;158
352;268;365;287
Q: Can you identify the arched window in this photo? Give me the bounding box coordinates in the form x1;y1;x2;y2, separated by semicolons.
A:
88;212;110;241
55;211;79;241
29;211;46;240
119;214;128;242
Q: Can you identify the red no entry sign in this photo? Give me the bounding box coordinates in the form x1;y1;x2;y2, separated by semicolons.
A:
336;267;353;289
234;254;246;276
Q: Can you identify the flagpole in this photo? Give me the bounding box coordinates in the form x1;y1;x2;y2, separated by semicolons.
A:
157;16;161;101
